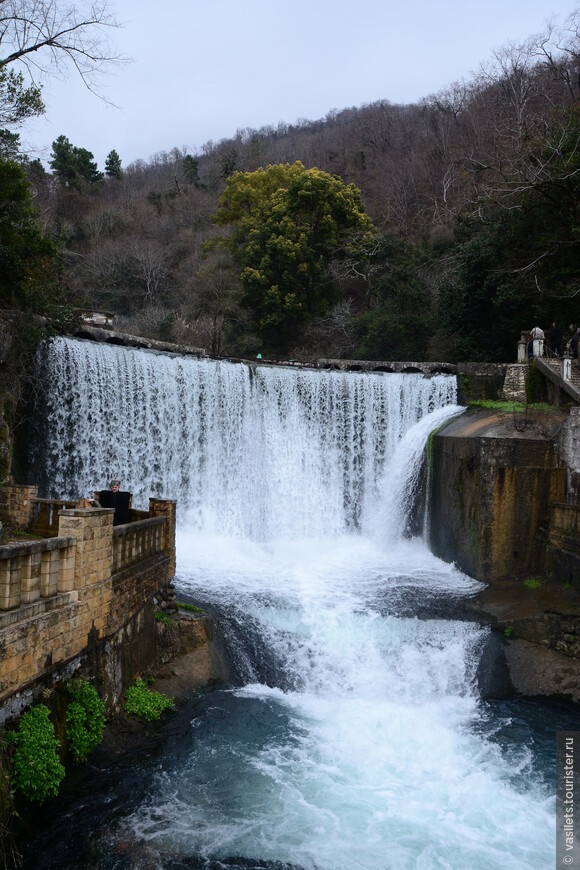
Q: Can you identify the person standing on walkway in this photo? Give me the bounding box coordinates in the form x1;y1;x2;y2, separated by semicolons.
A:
551;322;563;357
98;478;131;525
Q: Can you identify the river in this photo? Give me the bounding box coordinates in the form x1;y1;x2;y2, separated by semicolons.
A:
18;338;578;869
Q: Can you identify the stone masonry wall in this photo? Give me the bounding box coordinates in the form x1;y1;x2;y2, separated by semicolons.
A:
0;500;176;720
0;484;38;529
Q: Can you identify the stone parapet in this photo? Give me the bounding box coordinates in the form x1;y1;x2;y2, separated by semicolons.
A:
0;484;39;529
0;537;76;611
58;507;115;589
149;498;176;576
0;489;178;719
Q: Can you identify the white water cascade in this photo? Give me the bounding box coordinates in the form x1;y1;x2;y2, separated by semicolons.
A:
29;337;555;870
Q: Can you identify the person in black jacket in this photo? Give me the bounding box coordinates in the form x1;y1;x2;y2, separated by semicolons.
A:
98;478;131;525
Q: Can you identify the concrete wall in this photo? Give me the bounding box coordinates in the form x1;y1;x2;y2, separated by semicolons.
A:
429;409;567;583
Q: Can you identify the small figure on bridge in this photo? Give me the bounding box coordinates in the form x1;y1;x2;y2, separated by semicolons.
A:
551;322;563;357
98;478;131;526
528;326;545;358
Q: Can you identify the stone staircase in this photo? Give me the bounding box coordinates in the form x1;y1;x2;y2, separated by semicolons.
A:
535;356;580;404
502;358;580;405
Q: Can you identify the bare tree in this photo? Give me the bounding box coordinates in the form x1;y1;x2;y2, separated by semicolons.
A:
0;0;124;97
537;9;580;104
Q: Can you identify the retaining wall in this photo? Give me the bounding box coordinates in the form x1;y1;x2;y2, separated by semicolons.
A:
0;488;176;723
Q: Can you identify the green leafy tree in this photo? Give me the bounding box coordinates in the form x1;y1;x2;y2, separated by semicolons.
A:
49;134;104;188
0;158;63;310
104;148;122;179
0;66;44;127
213;161;377;350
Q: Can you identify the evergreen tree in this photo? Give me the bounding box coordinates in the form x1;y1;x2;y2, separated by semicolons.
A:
105;148;122;179
49;135;103;188
0;158;63;311
183;154;200;186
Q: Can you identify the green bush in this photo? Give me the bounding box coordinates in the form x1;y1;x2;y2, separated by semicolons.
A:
10;705;65;803
124;678;174;721
65;680;106;763
177;601;203;614
524;576;545;590
154;611;176;626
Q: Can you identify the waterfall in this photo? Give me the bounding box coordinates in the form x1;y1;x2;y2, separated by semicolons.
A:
33;337;457;539
25;336;555;870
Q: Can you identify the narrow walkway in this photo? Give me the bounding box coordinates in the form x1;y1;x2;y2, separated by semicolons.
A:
536;356;580;404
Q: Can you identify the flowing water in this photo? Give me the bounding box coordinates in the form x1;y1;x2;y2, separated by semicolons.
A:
21;337;573;869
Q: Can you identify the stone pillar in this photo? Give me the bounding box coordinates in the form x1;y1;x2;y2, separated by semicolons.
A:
57;508;114;590
57;543;76;594
517;340;527;363
21;546;41;604
0;552;20;610
40;547;59;598
0;484;38;529
532;338;544;358
149;498;176;576
561;354;572;382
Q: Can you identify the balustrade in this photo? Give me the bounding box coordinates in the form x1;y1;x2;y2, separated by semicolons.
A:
29;498;76;536
0;537;76;612
112;516;165;574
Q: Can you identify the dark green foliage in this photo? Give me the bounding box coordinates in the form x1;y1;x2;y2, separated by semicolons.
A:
0;67;44;127
154;611;176;626
104;148;122;179
183;154;201;186
0;128;20;160
9;705;65;803
525;362;548;404
354;251;434;360
65;680;106;763
177;601;203;613
0;158;64;312
50;134;104;188
124;678;174;721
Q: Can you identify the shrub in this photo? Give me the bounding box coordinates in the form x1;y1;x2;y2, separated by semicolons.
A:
154;611;175;626
524;576;545;590
10;705;65;803
65;680;106;763
177;601;203;614
124;678;174;721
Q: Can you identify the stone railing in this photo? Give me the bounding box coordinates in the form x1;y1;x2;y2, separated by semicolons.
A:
0;488;177;618
113;516;165;574
29;498;77;536
0;536;76;613
0;489;177;714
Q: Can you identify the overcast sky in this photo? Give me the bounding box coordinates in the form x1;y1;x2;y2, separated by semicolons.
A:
21;0;578;170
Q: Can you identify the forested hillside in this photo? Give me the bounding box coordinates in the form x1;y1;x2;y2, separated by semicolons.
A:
6;9;580;363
